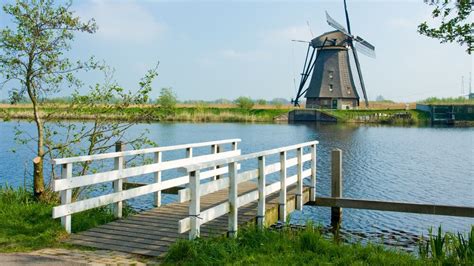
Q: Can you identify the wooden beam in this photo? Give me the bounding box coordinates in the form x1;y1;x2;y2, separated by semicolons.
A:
309;197;474;218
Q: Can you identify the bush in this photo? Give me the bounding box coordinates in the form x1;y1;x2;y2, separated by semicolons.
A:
256;99;267;105
157;88;177;114
234;96;254;110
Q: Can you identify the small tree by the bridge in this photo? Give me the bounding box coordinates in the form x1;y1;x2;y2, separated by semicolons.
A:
0;0;159;201
0;0;98;199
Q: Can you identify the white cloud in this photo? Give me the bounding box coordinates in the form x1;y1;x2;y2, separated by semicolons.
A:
77;0;166;44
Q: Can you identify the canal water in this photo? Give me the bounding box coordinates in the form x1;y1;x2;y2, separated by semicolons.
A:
0;120;472;245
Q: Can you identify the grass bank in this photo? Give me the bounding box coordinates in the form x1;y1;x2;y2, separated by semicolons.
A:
0;104;290;123
0;186;129;252
164;225;474;265
323;109;431;125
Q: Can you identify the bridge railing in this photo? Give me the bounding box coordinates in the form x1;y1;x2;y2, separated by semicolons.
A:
178;140;319;239
52;139;241;233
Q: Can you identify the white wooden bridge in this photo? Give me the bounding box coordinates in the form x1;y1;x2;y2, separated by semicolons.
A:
52;139;317;256
51;138;474;257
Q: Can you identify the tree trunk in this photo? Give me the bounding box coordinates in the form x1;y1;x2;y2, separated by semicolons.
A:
33;156;45;199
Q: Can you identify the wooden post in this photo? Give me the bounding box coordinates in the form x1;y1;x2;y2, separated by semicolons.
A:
310;144;317;202
60;163;72;233
186;147;193;158
279;151;287;222
153;151;162;207
211;145;218;181
189;170;200;240
296;148;303;211
331;149;342;227
113;141;124;218
257;156;266;228
216;145;222;179
228;161;238;237
232;141;238;151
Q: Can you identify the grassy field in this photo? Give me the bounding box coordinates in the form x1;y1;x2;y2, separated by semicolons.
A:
324;109;431;124
0;186;131;252
0;102;426;123
0;104;291;123
164;225;474;265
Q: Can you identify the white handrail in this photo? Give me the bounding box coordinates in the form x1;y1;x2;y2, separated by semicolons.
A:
180;140;318;172
179;141;318;239
52;139;241;233
53;138;241;165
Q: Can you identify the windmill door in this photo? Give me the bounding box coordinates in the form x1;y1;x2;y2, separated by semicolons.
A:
332;99;338;109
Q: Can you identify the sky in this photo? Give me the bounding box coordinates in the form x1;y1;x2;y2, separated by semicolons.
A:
0;0;473;102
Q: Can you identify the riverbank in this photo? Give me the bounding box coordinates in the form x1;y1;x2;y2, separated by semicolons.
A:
163;225;474;265
0;104;290;123
0;103;432;124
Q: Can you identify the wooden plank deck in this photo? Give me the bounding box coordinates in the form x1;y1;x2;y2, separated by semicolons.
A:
68;182;310;257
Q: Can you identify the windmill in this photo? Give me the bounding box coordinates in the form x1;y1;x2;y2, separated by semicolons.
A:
292;0;375;109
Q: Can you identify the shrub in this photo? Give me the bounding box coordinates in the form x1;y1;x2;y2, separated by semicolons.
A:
234;96;254;110
157;88;178;114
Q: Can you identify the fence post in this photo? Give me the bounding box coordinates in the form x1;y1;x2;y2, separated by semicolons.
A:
189;170;201;240
310;144;317;202
228;161;238;237
257;156;266;228
186;147;193;158
331;149;342;227
211;145;218;181
232;141;238;151
296;148;303;211
154;151;162;207
113;141;125;218
60;163;72;233
279;151;287;222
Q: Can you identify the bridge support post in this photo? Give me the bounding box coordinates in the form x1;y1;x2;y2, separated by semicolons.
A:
331;149;342;228
257;156;266;228
211;145;218;181
310;144;317;202
113;141;125;218
296;148;303;211
228;162;238;237
189;170;201;240
279;151;287;222
60;163;72;233
153;151;162;207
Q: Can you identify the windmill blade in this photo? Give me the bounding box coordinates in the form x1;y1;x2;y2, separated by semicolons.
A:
351;45;369;107
343;0;352;34
353;41;376;58
326;11;352;37
354;36;375;51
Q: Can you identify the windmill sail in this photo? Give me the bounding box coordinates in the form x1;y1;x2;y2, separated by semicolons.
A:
326;11;351;37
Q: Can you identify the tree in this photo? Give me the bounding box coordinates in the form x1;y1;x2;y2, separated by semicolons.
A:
256;99;267;106
157;87;177;115
418;0;473;54
234;96;254;110
0;0;98;199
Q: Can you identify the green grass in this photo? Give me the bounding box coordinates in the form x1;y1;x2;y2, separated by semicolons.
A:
0;186;130;252
0;105;291;123
164;225;474;265
164;226;428;265
324;109;431;124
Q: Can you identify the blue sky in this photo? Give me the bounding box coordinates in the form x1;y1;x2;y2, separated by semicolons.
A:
0;0;472;102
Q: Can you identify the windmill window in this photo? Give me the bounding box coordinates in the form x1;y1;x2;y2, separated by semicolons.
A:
347;87;351;95
329;84;333;92
328;71;334;79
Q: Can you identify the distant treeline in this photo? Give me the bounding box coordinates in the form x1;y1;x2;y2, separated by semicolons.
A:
419;96;474;104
